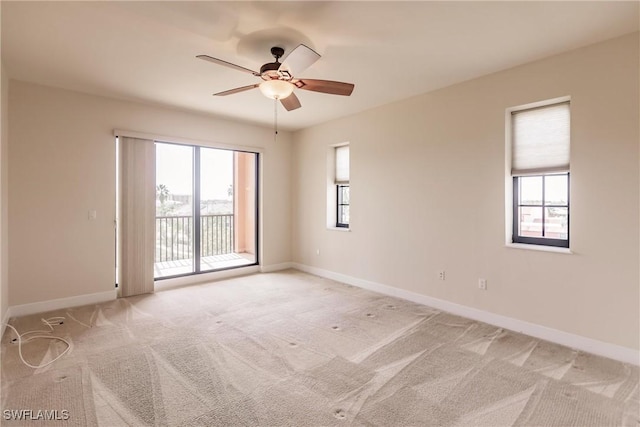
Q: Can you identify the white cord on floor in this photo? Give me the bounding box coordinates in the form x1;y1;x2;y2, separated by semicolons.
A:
6;317;71;369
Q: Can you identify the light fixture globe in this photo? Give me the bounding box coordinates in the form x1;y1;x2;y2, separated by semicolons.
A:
259;80;294;100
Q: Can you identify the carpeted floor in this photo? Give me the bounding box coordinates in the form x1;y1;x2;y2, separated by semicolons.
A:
1;270;638;426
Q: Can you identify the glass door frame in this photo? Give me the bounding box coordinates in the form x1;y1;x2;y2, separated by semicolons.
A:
155;142;260;281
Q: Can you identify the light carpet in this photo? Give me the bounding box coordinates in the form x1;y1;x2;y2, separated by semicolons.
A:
1;270;638;426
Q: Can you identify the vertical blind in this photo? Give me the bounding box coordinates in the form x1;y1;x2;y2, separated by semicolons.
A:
511;102;570;175
119;136;156;297
335;145;350;183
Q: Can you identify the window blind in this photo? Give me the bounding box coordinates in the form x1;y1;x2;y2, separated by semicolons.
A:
511;102;570;176
335;145;350;183
119;136;156;297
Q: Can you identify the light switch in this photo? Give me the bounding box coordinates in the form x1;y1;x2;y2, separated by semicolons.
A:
88;210;97;220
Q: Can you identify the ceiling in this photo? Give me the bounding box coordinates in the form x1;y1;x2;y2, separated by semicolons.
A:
2;1;638;131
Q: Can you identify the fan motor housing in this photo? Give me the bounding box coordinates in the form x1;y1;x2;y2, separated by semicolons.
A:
260;46;288;80
259;62;280;76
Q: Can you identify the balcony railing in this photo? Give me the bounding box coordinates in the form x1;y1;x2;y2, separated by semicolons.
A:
155;214;234;262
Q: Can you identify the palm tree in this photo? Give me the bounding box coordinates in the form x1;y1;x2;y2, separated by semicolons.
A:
156;184;170;204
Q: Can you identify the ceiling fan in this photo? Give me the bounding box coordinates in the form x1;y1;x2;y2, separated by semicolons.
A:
196;44;354;111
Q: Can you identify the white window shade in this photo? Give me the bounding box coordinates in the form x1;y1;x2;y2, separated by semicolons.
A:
511;102;570;176
335;145;350;183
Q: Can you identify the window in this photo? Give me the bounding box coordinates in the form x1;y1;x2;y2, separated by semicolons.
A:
337;185;350;227
335;145;350;228
511;101;570;248
513;174;569;247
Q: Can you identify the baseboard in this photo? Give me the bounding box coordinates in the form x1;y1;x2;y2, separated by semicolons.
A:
291;263;639;366
7;289;118;319
155;265;261;292
260;262;293;273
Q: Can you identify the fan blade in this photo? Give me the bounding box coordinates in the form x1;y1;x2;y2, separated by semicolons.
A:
197;55;260;76
280;92;301;111
213;84;260;96
279;44;320;76
294;79;354;96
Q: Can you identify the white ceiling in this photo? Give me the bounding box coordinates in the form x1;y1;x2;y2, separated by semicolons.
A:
2;1;638;131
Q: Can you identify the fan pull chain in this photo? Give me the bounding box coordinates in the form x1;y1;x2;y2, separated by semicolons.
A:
274;98;278;141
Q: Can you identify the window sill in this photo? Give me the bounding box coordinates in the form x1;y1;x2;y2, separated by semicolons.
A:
327;226;351;232
506;243;572;254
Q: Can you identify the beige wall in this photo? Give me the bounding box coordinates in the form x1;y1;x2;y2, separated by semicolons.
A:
0;63;8;322
8;81;291;306
291;33;639;350
5;30;637;353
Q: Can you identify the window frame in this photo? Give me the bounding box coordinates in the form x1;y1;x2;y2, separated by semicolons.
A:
152;142;260;280
508;98;571;249
336;184;350;228
512;173;570;248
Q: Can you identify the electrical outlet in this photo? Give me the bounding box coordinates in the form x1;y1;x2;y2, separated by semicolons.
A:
478;279;487;290
438;271;445;281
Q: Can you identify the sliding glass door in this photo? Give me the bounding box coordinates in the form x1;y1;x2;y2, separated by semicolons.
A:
155;143;195;277
154;143;258;279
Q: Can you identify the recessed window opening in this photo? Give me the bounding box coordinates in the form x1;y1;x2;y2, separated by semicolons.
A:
335;145;350;228
511;101;570;248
